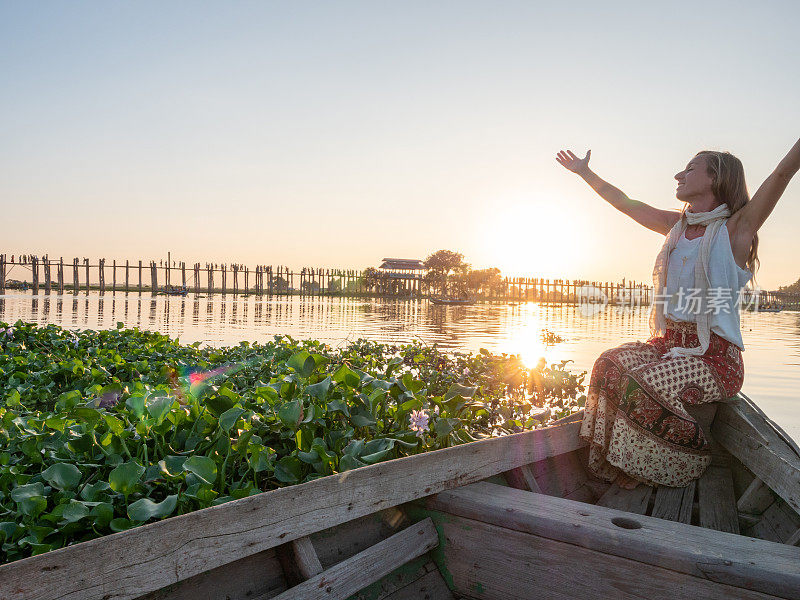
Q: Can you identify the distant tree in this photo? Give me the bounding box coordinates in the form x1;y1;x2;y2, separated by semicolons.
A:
778;277;800;295
465;267;503;296
363;267;381;293
424;250;470;296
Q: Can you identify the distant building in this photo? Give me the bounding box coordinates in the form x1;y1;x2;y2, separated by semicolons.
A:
376;258;426;295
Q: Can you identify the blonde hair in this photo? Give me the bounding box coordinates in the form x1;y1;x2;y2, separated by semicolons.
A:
695;150;760;278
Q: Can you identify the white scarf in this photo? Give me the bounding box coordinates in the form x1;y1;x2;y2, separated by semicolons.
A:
649;204;731;359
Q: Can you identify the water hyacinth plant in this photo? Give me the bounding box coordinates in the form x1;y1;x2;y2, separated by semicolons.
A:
0;321;585;563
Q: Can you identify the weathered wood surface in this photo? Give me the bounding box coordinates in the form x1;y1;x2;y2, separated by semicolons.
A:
311;508;409;569
137;548;287;600
713;398;800;516
503;464;541;493
530;448;587;498
424;482;800;599
698;464;740;534
276;536;323;585
651;482;695;524
345;558;452;600
0;421;584;600
596;483;653;514
272;518;438;600
738;478;776;514
433;513;781;600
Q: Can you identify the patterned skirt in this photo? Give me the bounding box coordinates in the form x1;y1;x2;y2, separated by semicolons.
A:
578;319;744;487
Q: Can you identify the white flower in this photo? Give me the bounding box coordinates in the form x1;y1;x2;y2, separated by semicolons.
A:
463;367;470;376
4;327;14;338
408;409;430;437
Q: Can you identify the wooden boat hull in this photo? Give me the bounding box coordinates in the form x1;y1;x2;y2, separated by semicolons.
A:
1;395;799;600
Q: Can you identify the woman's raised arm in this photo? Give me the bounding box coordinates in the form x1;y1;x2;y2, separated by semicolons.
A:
557;149;680;235
731;136;800;238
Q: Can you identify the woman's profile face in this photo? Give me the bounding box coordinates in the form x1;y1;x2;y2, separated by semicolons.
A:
674;154;714;202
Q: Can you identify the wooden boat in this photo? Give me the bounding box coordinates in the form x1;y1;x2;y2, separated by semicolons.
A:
2;392;799;600
429;295;477;306
161;285;189;297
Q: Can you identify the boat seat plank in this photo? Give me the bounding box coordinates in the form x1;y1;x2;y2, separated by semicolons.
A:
271;518;438;600
596;483;653;514
436;514;781;600
698;464;740;534
651;482;695;524
423;482;800;599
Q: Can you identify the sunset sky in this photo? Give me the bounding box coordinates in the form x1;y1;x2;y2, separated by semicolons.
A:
2;1;799;289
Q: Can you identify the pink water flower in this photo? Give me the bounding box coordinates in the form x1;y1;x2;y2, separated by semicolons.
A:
408;409;430;438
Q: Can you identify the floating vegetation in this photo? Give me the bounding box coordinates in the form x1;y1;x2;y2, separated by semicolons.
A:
0;321;585;563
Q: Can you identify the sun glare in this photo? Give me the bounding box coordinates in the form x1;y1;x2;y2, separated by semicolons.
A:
477;201;586;276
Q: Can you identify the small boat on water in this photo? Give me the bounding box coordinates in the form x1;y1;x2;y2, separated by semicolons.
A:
429;295;477;306
161;285;189;297
2;392;799;600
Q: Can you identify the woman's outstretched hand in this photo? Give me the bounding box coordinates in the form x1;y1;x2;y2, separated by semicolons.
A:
556;149;591;175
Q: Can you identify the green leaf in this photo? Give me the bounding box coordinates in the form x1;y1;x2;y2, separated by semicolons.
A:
102;414;124;436
350;413;376;428
125;395;146;419
287;351;317;378
147;396;173;424
109;518;134;532
128;495;178;523
183;456;217;484
219;407;245;432
304;377;331;400
444;383;477;401
62;500;90;523
11;483;47;517
274;455;302;484
277;400;303;428
338;454;367;472
332;365;361;388
42;463;82;491
109;461;145;497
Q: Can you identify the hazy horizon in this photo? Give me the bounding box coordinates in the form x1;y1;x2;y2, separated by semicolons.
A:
2;2;799;288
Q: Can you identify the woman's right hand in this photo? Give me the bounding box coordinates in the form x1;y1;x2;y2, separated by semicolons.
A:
556;149;591;175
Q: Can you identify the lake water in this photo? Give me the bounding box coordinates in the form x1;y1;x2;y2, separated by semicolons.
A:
2;292;798;442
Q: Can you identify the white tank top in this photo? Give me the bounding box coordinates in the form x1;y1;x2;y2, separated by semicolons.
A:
664;224;752;349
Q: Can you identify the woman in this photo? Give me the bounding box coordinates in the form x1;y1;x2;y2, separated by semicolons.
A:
557;137;800;489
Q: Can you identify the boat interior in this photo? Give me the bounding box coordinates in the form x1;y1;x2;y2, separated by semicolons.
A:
4;393;799;600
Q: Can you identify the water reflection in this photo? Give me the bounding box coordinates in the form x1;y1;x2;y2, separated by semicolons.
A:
1;292;798;441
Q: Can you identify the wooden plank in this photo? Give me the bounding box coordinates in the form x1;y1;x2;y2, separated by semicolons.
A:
713;401;800;517
137;548;287;600
271;518;438;600
503;464;542;493
380;568;453;600
738;478;775;514
311;508;409;569
347;558;452;600
0;421;584;600
276;536;323;585
698;465;740;534
423;482;800;599
762;500;800;544
596;483;653;514
530;449;587;498
652;482;695;524
433;514;780;600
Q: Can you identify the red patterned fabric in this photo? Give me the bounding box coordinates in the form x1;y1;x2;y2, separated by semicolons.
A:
579;319;744;487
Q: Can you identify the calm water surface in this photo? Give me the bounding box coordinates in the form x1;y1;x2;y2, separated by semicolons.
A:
2;292;798;442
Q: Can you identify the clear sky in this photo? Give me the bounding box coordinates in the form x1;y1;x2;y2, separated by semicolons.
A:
2;1;798;288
